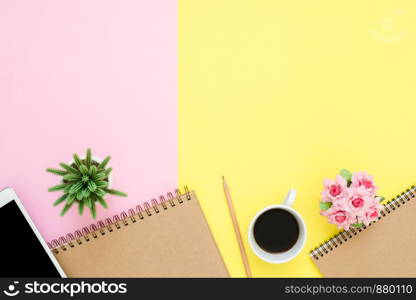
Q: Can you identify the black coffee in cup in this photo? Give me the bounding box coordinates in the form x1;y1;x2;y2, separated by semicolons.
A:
253;208;299;253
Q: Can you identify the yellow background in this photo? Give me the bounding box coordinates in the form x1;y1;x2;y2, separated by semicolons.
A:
179;1;416;277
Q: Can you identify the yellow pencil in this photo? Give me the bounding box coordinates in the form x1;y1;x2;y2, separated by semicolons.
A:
222;176;252;278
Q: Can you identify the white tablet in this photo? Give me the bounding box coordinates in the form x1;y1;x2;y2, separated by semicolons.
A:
0;187;66;277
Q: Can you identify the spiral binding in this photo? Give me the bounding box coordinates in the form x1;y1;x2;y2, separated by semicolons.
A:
48;186;192;254
310;185;416;260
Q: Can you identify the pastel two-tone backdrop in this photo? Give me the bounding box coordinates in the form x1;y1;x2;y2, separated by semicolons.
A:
1;0;416;277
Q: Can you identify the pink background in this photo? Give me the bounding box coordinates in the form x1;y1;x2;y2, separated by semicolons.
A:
0;1;177;242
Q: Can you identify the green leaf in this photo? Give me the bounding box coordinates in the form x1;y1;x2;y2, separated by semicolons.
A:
82;189;90;199
96;181;108;188
60;163;80;175
86;148;92;168
66;194;76;205
93;172;106;181
105;188;128;197
73;153;82;167
63;174;82;182
104;167;112;177
76;190;84;201
64;184;73;193
48;184;68;192
377;196;385;202
340;169;352;185
69;181;84;194
87;181;97;192
95;188;106;198
46;168;67;176
89;165;97;177
352;223;364;228
97;197;108;209
98;156;111;170
79;164;89;175
319;201;332;211
85;197;92;209
90;199;96;219
53;194;67;206
60;202;74;216
78;200;85;215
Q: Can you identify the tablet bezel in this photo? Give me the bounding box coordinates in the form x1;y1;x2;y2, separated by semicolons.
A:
0;187;66;278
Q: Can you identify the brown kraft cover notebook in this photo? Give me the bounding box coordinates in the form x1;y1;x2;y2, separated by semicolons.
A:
310;185;416;277
49;189;229;277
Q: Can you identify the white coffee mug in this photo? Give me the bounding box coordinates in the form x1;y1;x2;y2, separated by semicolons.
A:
248;189;307;264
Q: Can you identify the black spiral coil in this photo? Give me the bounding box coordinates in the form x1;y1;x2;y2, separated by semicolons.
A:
310;185;416;260
48;186;192;254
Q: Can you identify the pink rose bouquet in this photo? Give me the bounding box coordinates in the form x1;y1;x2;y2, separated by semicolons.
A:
320;169;384;230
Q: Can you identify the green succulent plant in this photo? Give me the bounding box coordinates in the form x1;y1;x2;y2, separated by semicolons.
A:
47;148;127;218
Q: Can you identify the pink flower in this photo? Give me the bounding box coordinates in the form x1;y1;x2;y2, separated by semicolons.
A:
346;187;373;215
322;175;348;203
351;172;377;195
320;170;382;230
321;205;354;230
362;201;384;225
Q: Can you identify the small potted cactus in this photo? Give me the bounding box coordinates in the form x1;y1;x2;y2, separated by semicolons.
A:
47;148;127;218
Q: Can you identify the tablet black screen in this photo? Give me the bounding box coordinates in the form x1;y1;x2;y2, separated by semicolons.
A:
0;201;62;277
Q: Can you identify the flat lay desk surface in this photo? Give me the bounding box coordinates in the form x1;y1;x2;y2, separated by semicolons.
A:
1;1;416;278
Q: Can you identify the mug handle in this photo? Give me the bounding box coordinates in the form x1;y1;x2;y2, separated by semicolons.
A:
282;189;296;207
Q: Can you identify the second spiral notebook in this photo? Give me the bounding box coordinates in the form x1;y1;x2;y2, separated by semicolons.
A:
49;189;229;277
310;185;416;277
